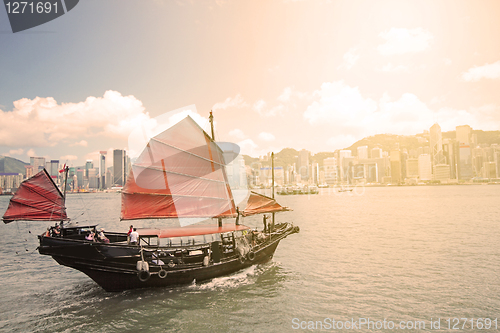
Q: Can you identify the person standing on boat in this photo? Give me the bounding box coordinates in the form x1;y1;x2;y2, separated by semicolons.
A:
129;228;139;245
127;225;133;244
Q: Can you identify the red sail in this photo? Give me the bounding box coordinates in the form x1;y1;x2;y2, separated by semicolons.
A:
2;169;68;223
121;116;237;220
241;191;290;217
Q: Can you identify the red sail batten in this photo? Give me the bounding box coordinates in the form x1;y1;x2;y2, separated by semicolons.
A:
2;169;68;224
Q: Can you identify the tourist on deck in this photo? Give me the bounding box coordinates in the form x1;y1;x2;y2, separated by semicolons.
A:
129;228;139;245
85;231;95;241
97;228;110;243
52;225;61;237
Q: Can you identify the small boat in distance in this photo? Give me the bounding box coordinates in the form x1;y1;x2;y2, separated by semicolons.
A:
338;185;353;192
3;113;299;291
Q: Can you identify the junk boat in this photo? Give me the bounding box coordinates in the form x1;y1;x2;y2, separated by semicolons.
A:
2;114;299;291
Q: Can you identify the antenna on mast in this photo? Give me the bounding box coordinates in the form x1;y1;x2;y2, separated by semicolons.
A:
209;111;215;141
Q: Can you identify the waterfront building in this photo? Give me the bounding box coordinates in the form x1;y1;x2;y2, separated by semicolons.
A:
357;146;369;159
49;160;59;180
456;125;471;144
99;151;107;189
406;158;419;178
482;162;497;179
433;164;451;183
371;147;383;159
297;149;310;182
0;173;23;190
418;154;432;181
458;144;473;180
76;169;84;189
88;168;98;189
323;157;338;185
30;156;45;172
113;149;126;186
390;150;402;184
25;165;34;179
442;139;458;180
430;123;446;173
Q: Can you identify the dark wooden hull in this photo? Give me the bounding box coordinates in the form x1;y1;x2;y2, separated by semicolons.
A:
38;223;299;291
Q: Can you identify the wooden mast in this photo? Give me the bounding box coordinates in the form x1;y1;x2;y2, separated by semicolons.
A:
271;152;275;234
210;111;223;228
209;110;215;141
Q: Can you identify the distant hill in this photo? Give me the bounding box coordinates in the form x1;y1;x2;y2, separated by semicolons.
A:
0;156;28;175
241;129;500;167
345;134;422;154
346;130;500;156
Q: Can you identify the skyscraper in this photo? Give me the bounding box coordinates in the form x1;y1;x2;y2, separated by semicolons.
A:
30;156;46;172
49;160;59;179
296;149;310;181
458;144;473;180
99;151;107;189
390;150;402;184
357;146;369;159
430;123;446;168
113;149;126;186
418;154;432;181
456;125;471;145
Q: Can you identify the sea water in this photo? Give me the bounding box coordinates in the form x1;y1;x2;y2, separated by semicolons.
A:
0;185;499;332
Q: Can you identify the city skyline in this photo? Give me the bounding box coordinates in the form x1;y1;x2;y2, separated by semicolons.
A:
2;1;500;165
2;121;499;192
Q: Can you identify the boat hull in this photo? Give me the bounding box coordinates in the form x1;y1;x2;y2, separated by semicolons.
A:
39;223;299;291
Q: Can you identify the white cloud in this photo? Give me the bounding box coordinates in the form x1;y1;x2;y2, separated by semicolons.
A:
71;140;88;147
327;135;357;150
377;28;433;55
237;138;259;156
444;58;452;66
462;61;500;82
277;87;293;103
258;132;275;142
378;63;410;73
0;90;149;148
253;100;286;117
26;149;36;157
212;94;247;111
303;81;377;127
253;99;267;115
60;155;78;161
9;148;24;155
228;128;246;140
338;47;360;70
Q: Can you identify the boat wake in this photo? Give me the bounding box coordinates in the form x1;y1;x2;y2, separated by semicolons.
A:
191;265;257;291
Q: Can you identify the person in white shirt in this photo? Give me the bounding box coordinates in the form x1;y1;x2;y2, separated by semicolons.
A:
129;228;139;245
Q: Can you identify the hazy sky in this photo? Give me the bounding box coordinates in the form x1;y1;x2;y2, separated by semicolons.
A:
1;0;500;166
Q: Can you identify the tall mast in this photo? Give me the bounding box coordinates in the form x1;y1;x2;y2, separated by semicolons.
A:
271;152;275;199
209;111;215;141
271;152;275;234
63;166;69;204
210;110;221;228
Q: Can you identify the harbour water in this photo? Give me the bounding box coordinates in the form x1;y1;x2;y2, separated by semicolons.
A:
0;185;499;332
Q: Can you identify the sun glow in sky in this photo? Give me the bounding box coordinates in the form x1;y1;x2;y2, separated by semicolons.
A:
1;0;500;165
